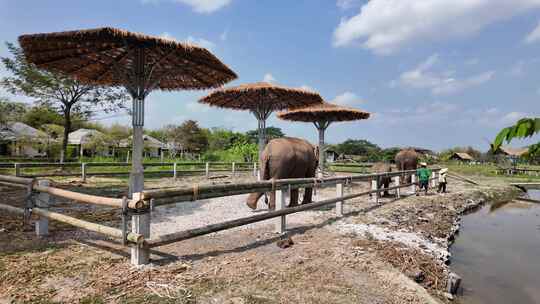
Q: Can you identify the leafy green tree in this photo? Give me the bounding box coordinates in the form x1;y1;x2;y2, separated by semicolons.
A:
0;98;27;125
334;139;381;157
1;42;129;161
22;105;63;129
246;126;285;144
208;127;248;151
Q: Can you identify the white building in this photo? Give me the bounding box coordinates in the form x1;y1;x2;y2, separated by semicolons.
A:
0;122;50;157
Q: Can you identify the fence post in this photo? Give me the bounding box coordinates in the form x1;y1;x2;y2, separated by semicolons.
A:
336;183;343;216
131;192;150;266
275;189;286;234
431;172;436;188
371;179;378;204
232;162;236;177
253;162;257;177
205;162;210;177
394;176;401;198
411;174;416;194
35;180;50;237
14;163;20;177
173;162;177;179
81;163;87;182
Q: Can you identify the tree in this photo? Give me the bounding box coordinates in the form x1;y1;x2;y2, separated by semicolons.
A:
208;127;248;151
334;139;381;156
493;117;540;156
0;98;27;125
246;126;285;144
22;105;63;129
176;120;209;152
1;42;129;161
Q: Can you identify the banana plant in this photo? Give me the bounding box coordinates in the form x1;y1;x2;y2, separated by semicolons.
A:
493;118;540;155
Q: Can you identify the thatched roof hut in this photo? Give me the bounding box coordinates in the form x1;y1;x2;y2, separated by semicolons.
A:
498;146;529;157
18;27;237;90
19;27;237;202
449;152;474;162
277;102;370;172
68;129;104;145
199;82;324;158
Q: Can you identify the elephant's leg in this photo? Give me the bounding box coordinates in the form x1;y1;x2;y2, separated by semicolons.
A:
384;180;390;196
289;189;299;207
268;191;276;210
301;187;313;204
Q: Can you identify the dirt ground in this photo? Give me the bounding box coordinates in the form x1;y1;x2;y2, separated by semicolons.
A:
0;173;518;304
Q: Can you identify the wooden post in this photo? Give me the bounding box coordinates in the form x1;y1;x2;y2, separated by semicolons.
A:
232;162;236;177
173;162;177;179
35;180;50;237
394;176;401;198
253;162;257;177
81;163;87;182
131;192;150;266
371;179;378;204
411;174;416;194
274;189;286;234
205;162;210;177
336;183;343;216
14;163;20;177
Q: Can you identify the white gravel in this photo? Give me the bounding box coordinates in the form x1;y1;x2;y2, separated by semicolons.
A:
149;189;339;237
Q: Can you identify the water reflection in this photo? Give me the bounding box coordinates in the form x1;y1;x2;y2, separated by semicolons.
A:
450;193;540;304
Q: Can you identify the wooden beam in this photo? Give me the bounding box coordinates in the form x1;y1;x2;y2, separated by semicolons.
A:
0;203;143;244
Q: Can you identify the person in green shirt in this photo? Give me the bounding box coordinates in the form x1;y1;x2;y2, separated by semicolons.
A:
416;162;432;196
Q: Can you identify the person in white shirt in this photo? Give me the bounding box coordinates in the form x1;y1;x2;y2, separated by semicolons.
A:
437;168;448;193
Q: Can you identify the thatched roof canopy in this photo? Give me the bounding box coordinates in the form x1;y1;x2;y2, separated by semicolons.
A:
198;82;323;111
498;146;529;157
277;102;370;123
18;27;237;90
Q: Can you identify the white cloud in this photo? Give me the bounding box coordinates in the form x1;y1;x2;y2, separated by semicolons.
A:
525;21;540;43
501;111;528;124
185;36;216;51
333;0;540;54
160;32;216;51
332;91;364;106
396;54;494;95
263;73;276;83
143;0;232;13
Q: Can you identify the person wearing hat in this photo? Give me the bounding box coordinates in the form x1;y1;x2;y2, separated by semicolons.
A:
437;168;448;193
416;162;432;196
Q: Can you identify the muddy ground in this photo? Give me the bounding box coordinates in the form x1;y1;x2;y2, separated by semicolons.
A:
0;173;517;304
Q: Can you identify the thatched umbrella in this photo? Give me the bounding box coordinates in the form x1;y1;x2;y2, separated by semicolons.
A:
198;82;323;156
18;27;237;196
277;102;370;172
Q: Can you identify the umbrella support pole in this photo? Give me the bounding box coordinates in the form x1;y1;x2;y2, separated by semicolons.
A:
314;121;330;175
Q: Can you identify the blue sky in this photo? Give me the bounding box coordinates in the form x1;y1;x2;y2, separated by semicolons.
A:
1;0;539;151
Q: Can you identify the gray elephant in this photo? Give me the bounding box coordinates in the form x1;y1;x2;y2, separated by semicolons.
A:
395;149;419;183
246;137;318;210
371;162;393;197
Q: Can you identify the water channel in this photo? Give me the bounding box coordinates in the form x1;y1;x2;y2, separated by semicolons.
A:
450;190;540;303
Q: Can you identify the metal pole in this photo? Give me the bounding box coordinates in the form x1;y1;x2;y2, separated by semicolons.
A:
394;176;401;198
35;179;50;237
205;162;210;177
128;48;150;266
173;162;177;179
232;162;236;177
318;126;325;174
336;183;343;216
81;163;87;182
274;189;286;234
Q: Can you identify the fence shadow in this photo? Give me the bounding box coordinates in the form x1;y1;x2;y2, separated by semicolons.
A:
149;194;406;266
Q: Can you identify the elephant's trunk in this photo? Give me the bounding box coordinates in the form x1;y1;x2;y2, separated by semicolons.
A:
246;192;264;210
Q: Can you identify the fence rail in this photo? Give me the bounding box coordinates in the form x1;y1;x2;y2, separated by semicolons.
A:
0;167;441;266
0;161;259;179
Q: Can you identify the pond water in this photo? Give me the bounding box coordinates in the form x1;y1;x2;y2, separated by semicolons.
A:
450;190;540;304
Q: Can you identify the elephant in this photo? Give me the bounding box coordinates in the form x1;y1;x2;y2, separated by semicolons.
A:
395;149;419;183
371;162;393;197
246;137;318;210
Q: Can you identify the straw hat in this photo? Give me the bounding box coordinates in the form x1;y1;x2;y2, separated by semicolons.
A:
440;168;448;174
420;162;427;167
